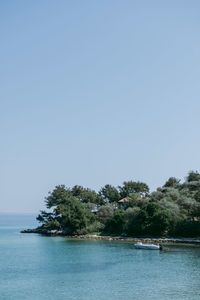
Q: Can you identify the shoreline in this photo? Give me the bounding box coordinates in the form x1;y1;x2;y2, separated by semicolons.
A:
21;229;200;245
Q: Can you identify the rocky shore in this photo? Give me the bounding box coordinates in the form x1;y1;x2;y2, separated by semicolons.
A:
21;228;200;244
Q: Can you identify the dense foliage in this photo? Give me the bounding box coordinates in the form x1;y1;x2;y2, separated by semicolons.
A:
37;171;200;237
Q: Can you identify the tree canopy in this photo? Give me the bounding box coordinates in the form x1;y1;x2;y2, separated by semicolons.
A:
36;171;200;237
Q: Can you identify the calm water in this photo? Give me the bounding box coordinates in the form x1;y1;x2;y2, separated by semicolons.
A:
0;214;200;300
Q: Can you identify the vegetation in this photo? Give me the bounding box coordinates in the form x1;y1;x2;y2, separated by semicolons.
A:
36;171;200;237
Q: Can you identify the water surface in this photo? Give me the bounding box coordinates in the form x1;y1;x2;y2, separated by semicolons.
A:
0;214;200;300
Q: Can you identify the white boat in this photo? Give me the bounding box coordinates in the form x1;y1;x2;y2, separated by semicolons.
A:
135;242;161;250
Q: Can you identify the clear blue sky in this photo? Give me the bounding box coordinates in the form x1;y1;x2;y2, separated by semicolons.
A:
1;0;200;213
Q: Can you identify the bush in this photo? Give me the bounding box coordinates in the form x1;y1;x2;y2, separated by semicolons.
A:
175;220;200;237
104;210;125;234
77;221;104;235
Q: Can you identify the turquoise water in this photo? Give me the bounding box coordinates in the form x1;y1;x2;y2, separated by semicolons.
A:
0;214;200;300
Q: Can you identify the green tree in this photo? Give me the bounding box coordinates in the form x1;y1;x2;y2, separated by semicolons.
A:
148;210;173;236
99;184;120;203
163;177;180;188
105;210;125;234
54;195;94;233
127;209;148;236
72;185;104;205
194;191;200;202
187;171;200;182
97;204;115;224
38;186;94;233
45;185;72;208
119;181;149;198
36;210;54;224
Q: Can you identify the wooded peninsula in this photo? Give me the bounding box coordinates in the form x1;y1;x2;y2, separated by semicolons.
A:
30;171;200;238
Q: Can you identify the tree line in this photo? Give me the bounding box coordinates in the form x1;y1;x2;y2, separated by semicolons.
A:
37;171;200;237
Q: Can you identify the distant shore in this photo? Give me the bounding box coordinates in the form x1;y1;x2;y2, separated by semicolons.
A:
21;229;200;244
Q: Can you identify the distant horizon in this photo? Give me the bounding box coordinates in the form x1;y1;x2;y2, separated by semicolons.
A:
1;168;198;214
0;212;38;215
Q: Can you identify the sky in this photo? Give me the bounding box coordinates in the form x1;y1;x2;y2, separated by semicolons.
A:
1;0;200;213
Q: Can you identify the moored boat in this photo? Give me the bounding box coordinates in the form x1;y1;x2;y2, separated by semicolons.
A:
135;242;162;250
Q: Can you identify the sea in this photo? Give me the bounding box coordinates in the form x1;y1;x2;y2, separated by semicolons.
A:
0;214;200;300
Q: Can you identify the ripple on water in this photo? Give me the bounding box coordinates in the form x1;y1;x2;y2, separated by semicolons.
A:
0;215;200;300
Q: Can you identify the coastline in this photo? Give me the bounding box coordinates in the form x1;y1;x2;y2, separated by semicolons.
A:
21;229;200;245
